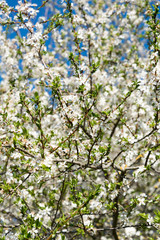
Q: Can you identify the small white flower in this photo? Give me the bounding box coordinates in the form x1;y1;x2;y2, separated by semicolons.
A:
83;215;92;226
89;199;102;210
147;216;153;225
125;227;136;236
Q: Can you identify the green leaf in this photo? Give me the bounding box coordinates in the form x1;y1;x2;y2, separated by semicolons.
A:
154;210;160;223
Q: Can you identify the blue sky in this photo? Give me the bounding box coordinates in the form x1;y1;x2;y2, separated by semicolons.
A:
6;0;43;8
0;1;46;83
6;0;46;23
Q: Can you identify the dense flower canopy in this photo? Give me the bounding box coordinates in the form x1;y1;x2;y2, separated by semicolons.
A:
0;0;160;239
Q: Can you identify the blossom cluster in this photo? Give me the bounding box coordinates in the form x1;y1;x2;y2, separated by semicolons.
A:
0;0;159;240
